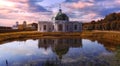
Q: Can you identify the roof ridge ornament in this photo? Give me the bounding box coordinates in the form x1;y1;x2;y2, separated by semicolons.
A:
59;4;61;9
59;4;62;13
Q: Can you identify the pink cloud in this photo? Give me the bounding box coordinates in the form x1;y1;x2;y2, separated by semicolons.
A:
80;13;97;21
115;0;120;4
0;0;54;26
6;0;28;3
72;1;94;9
0;0;119;26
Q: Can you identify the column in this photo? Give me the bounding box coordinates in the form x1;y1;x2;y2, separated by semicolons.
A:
63;23;66;32
38;22;40;32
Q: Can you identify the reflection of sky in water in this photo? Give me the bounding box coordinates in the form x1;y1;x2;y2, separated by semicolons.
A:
62;39;112;63
0;39;115;66
0;40;57;66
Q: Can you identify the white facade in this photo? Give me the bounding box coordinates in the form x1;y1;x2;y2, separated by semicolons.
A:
38;20;82;32
38;8;82;32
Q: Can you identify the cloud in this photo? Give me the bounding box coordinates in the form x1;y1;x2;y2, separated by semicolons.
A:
0;0;120;26
115;0;120;4
65;0;79;2
72;1;94;9
28;0;50;12
0;0;14;7
64;0;94;9
89;0;120;17
0;0;53;26
63;0;120;22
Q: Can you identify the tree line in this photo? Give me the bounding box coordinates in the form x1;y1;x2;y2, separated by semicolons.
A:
83;12;120;31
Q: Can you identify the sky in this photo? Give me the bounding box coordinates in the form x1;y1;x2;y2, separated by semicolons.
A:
0;0;120;26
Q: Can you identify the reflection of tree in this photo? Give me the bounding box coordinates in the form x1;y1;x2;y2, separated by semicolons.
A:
86;38;120;51
115;45;120;59
97;39;119;51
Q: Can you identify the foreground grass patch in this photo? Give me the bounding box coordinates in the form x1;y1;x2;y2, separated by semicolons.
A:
82;31;120;42
0;31;120;43
0;31;82;42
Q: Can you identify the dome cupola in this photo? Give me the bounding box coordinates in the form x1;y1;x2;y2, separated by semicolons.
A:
55;5;69;21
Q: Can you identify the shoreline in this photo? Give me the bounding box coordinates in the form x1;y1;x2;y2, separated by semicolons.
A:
82;30;120;42
0;31;120;43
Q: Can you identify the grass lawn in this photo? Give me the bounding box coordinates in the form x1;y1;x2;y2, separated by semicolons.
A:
0;30;120;43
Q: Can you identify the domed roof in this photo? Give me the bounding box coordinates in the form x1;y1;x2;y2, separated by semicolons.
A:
53;44;69;59
55;9;69;21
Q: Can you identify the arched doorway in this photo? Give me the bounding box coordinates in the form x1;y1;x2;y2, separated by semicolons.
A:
58;24;63;31
74;24;78;30
43;25;46;30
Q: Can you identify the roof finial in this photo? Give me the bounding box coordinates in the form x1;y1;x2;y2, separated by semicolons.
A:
59;4;62;12
59;4;61;9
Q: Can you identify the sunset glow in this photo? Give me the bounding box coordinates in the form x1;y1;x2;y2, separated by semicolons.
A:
0;0;14;7
0;0;120;26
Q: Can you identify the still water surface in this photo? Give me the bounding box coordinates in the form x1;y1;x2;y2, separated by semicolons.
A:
0;38;120;66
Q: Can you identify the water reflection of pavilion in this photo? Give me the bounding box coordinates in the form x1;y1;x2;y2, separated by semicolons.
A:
38;38;82;48
38;38;82;59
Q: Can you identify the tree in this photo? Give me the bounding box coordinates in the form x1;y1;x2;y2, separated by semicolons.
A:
83;12;120;31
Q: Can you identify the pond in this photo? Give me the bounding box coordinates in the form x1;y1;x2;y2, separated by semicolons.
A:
0;38;120;66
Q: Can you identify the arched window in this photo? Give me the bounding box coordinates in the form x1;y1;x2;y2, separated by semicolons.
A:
58;24;63;31
43;25;46;30
53;25;54;30
43;39;47;44
74;24;77;30
66;25;68;31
